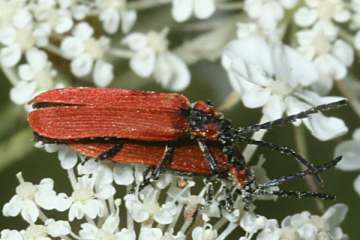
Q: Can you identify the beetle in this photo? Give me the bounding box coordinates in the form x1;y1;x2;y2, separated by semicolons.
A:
28;87;346;202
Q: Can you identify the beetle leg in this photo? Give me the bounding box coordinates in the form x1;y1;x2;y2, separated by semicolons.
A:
97;141;124;160
141;145;175;189
197;140;219;175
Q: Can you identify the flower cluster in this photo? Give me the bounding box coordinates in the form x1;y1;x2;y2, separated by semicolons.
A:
0;145;349;240
0;0;191;105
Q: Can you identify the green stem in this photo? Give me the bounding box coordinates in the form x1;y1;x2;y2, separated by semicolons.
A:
293;125;325;213
128;0;171;10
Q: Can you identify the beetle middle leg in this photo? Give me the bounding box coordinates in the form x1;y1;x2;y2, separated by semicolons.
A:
141;145;175;189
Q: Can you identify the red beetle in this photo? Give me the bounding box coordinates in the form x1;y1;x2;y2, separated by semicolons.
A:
28;87;345;200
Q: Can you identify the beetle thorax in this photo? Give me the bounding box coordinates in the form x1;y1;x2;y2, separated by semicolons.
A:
188;101;223;140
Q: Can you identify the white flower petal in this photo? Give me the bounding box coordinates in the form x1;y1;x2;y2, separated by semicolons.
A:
58;146;78;169
95;184;115;199
100;8;120;34
0;230;23;240
130;49;156;77
93;60;113;87
0;26;16;45
335;140;360;171
194;0;215;19
55;12;73;34
304;114;348;141
84;199;103;219
73;22;93;40
354;31;360;50
102;214;120;233
284;46;318;87
354;175;360;196
121;10;137;33
294;7;317;27
69;202;84;221
2;196;22;217
139;227;163;240
54;193;71;211
14;9;32;28
10;81;37;105
21;199;39;223
45;219;71;237
263;95;285;120
61;36;84;59
122;33;147;51
322;203;348;229
297;223;317;240
71;54;93;77
18;64;34;81
242;88;271;108
0;45;21;67
172;0;193;22
332;40;354;67
116;229;136;240
113;165;134;185
79;223;98;239
154;52;190;91
240;213;266;234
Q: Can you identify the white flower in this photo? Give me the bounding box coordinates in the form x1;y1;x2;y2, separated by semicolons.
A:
79;214;123;240
45;219;71;237
0;9;48;67
2;173;71;223
244;0;298;31
294;0;351;28
22;225;51;240
296;23;354;94
68;175;115;221
0;230;22;240
222;36;348;141
32;0;74;34
60;22;113;87
335;128;360;196
122;30;190;91
96;0;137;34
257;204;348;240
240;213;267;234
124;190;179;224
192;224;217;240
171;0;215;22
10;48;56;105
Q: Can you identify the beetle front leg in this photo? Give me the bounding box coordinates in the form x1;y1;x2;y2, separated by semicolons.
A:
197;139;219;175
141;145;175;189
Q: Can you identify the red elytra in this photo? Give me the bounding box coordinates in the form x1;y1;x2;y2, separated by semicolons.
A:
28;88;191;141
28;87;244;183
70;141;228;176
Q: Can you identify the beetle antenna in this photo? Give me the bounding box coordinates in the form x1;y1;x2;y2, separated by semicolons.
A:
237;100;347;135
252;189;335;200
257;156;341;189
236;136;324;183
